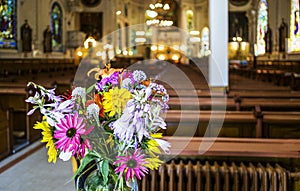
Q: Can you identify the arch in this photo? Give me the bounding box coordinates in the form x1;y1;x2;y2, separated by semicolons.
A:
289;0;300;52
201;27;209;49
51;2;63;52
199;26;210;57
0;0;17;49
256;0;268;55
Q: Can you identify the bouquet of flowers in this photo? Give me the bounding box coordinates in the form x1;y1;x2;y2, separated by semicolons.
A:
26;67;170;191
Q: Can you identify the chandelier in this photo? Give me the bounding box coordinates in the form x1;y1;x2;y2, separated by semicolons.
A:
146;0;176;27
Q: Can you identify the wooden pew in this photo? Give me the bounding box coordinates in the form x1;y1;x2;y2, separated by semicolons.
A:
160;83;208;91
0;87;41;154
228;90;300;99
0;58;77;82
141;136;300;191
168;97;237;110
261;111;300;138
230;59;300;90
168;97;300;111
237;98;300;111
165;136;300;158
165;109;300;139
229;70;291;91
163;110;257;138
0;109;12;160
167;89;225;98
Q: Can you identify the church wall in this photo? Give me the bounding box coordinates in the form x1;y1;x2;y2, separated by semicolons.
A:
1;0;300;59
0;0;37;57
267;0;275;53
81;0;116;37
266;0;289;54
195;1;209;33
255;0;300;60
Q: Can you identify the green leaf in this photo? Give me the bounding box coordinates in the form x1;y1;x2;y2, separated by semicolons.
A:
83;171;101;191
101;160;109;185
86;85;95;94
72;151;100;179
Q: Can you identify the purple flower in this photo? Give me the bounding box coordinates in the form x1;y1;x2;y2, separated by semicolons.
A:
114;149;148;181
96;72;120;92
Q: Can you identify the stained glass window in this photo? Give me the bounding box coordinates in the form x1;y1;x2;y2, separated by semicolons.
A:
0;0;16;49
51;3;63;52
200;27;210;56
289;0;300;52
256;0;268;55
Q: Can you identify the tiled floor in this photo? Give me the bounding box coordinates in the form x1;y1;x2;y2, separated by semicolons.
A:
0;142;74;191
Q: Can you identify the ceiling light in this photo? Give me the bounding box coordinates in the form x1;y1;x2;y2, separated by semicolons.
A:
163;4;170;10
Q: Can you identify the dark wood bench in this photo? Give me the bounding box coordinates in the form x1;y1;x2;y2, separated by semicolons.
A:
167;89;225;98
141;136;300;191
260;111;300;138
0;58;77;81
0;109;12;160
237;98;300;111
163;110;257;138
168;97;237;110
165;108;300;139
291;73;300;90
230;59;300;89
228;90;300;99
165;136;300;158
168;97;300;111
0;86;42;156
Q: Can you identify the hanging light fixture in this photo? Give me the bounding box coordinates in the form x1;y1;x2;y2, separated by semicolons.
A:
145;0;176;27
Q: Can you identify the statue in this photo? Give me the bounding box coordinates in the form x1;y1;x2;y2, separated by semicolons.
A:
43;25;52;54
279;18;288;52
20;20;32;53
264;26;272;54
87;62;123;81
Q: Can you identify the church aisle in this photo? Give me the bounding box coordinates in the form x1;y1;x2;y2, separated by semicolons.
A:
0;146;74;191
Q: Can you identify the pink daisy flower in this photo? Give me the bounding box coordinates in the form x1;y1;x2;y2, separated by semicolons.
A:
54;113;93;156
114;149;148;181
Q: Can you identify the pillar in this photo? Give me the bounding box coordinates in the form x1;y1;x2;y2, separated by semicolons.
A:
208;0;228;89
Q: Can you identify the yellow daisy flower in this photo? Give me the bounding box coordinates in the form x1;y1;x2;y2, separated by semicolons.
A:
150;133;163;139
145;156;163;170
34;120;57;163
102;87;131;117
106;134;115;148
147;139;161;156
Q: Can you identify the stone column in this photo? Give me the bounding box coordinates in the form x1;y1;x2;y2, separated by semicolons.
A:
246;9;257;55
208;0;228;89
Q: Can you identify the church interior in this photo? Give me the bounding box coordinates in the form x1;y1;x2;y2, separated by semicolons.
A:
1;0;300;190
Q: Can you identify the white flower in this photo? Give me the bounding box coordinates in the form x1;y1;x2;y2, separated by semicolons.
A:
133;70;147;82
58;148;73;161
86;103;100;124
113;107;134;142
71;87;86;98
87;103;99;118
121;78;132;90
56;99;74;113
155;138;171;154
